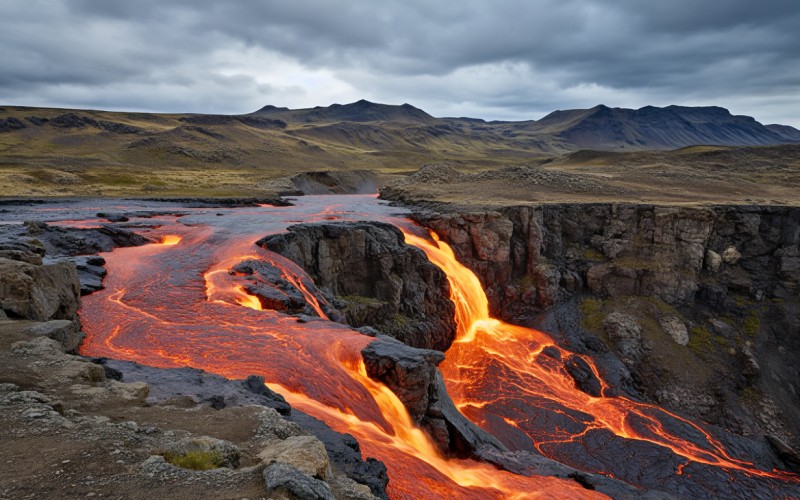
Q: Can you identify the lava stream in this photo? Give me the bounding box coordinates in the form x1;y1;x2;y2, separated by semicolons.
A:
77;199;603;499
401;227;799;484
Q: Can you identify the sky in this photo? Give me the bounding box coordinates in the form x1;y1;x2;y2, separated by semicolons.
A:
1;0;799;126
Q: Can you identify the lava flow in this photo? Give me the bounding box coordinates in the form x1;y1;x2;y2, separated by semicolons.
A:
76;196;603;499
400;226;800;493
70;195;799;499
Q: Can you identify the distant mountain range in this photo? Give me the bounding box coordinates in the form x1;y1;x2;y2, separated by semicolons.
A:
252;100;800;151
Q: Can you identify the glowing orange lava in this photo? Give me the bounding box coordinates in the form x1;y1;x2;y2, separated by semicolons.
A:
78;200;604;499
402;227;800;484
159;234;182;245
73;196;798;499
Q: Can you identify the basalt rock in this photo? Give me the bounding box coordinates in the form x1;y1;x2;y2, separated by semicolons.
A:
231;258;344;321
263;462;335;500
412;203;800;465
361;336;506;457
25;222;152;257
260;222;457;351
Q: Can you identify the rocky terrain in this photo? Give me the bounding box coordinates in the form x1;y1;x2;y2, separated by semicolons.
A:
379;171;800;470
0;219;389;500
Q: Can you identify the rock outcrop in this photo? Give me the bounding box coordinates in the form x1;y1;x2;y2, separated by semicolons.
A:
361;336;506;457
0;257;80;322
261;222;457;351
412;203;800;462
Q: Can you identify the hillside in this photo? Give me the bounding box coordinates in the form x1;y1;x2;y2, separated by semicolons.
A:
531;104;794;150
0;101;798;198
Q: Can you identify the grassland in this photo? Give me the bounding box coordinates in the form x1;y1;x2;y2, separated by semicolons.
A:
2;104;800;205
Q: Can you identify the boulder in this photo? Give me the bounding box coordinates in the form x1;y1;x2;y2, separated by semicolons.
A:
0;258;80;321
328;475;379;500
722;246;742;265
261;222;457;351
22;319;84;352
258;435;331;480
705;249;722;273
602;312;643;367
161;436;241;468
263;462;334;500
658;316;689;346
361;337;505;456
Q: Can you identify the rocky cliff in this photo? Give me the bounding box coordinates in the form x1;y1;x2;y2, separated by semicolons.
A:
413;203;800;463
260;222;457;351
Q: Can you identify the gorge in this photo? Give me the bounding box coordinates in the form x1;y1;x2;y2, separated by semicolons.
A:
2;193;798;498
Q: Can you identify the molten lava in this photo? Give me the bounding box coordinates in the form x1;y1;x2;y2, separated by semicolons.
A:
76;197;602;499
401;226;800;486
67;195;798;498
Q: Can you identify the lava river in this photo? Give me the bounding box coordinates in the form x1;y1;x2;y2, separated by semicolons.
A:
65;194;799;498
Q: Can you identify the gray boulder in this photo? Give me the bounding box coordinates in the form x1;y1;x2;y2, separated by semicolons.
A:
263;462;335;500
22;319;84;353
0;257;80;321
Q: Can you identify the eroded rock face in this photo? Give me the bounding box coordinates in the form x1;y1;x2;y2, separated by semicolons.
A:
0;257;80;321
361;336;506;457
412;203;800;462
261;222;457;351
415;205;800;316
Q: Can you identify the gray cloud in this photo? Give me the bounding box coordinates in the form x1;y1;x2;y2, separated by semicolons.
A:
1;0;798;126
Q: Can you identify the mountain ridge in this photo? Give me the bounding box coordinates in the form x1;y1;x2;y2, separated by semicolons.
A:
247;100;799;151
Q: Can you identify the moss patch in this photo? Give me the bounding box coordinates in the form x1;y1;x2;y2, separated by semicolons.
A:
743;313;760;338
339;295;383;306
688;326;713;355
579;298;604;333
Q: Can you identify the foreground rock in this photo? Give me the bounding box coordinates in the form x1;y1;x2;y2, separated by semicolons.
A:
261;222;457;351
0;257;80;321
0;322;388;499
361;336;505;456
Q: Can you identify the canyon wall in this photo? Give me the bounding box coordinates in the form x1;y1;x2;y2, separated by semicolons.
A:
414;204;800;462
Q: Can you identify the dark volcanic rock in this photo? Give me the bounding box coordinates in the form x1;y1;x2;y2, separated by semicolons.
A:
414;203;800;475
62;255;107;295
25;221;152;256
263;462;334;500
231;258;344;321
361;336;505;457
260;222;456;351
0;117;26;133
99;359;291;415
476;448;672;499
563;354;603;397
288;411;389;499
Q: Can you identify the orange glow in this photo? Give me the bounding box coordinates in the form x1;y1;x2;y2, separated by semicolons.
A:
402;227;800;483
75;196;798;498
234;286;263;310
160;234;182;245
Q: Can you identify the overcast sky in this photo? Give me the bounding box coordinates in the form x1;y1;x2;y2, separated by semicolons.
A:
2;0;799;126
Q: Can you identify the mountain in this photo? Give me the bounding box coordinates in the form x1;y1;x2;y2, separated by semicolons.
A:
531;104;796;150
766;124;800;142
252;99;436;124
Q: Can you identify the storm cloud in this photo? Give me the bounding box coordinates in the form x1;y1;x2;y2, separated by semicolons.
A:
1;0;799;125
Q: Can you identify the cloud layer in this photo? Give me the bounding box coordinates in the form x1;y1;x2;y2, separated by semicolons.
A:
2;0;799;125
